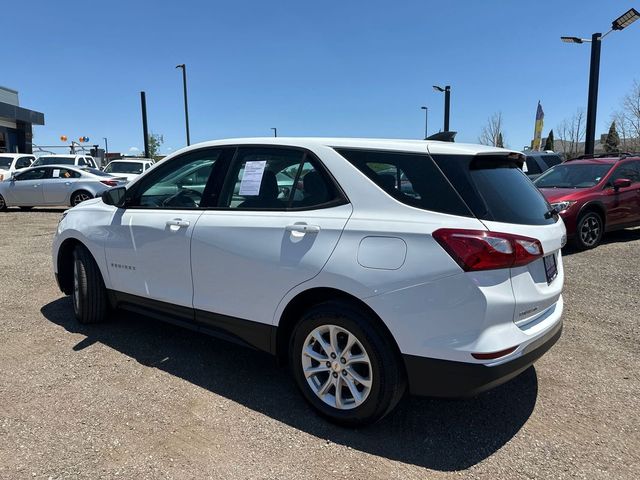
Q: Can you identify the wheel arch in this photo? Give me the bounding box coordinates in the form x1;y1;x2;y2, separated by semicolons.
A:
275;287;403;366
578;201;607;228
57;238;94;295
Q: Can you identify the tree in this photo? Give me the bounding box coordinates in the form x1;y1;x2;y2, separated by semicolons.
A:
604;121;621;153
147;132;164;159
478;112;505;147
556;109;585;159
611;80;640;151
543;130;555;151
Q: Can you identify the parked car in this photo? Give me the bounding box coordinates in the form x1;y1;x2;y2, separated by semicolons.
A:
0;165;127;210
103;159;155;182
52;138;565;425
522;151;563;180
32;154;98;169
534;153;640;250
0;153;35;181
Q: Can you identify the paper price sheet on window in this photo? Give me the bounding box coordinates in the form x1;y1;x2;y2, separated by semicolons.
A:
239;160;267;196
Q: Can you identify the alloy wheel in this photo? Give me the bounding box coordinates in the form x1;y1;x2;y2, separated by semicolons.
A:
580;215;601;247
301;324;373;410
73;192;91;206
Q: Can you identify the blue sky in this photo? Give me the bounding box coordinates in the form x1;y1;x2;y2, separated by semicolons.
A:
4;0;639;154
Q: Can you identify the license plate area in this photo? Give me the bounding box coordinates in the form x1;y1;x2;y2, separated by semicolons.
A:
543;254;558;284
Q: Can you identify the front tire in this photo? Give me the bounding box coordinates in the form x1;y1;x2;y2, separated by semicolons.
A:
71;190;92;207
0;194;6;211
290;301;406;426
72;246;108;324
574;211;603;250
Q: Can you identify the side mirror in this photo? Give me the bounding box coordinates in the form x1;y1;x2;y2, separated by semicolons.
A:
102;186;127;207
613;178;632;191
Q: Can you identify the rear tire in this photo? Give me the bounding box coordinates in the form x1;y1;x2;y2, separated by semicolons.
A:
290;301;406;426
574;211;603;250
70;190;92;207
0;194;6;211
72;246;108;324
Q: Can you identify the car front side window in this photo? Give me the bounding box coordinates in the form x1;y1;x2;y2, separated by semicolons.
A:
128;149;227;209
15;168;49;181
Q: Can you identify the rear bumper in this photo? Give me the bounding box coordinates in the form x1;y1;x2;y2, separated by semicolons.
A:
403;320;562;397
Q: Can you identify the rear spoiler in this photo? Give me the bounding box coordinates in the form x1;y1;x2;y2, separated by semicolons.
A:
426;131;457;142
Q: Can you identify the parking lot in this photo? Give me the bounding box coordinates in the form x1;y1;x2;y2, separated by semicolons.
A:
0;208;638;480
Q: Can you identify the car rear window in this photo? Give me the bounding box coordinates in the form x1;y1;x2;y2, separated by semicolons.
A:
335;148;472;217
432;154;556;225
36;156;75;166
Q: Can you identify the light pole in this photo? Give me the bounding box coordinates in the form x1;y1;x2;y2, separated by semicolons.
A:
433;85;451;132
420;106;428;139
103;137;108;158
271;127;277;137
175;64;191;146
561;8;639;155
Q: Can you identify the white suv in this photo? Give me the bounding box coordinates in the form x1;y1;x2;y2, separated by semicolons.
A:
33;154;97;169
52;138;565;425
0;153;35;180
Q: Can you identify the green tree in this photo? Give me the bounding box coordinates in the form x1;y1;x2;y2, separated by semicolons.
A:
147;132;164;159
543;129;554;151
604;121;620;153
496;132;504;148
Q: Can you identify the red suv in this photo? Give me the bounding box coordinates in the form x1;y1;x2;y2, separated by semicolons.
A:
533;154;640;249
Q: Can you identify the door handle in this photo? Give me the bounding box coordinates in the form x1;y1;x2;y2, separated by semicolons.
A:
285;224;321;234
166;219;190;228
33;184;40;188
65;182;72;186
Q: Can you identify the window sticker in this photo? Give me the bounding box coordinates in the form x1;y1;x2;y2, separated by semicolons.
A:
53;169;61;178
239;160;267;196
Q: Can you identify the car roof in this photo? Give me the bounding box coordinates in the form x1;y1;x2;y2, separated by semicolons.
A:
107;159;150;163
0;153;34;158
165;137;520;158
564;157;632;165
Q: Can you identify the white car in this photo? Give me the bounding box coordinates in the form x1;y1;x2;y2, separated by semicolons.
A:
103;159;155;182
52;137;565;425
0;153;35;181
33;154;97;169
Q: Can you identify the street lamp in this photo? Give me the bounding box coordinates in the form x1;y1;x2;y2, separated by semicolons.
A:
433;85;451;132
561;8;639;155
271;127;277;137
103;137;108;159
420;106;428;139
175;64;191;146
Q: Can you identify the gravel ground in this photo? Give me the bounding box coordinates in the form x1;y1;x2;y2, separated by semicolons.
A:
0;208;639;479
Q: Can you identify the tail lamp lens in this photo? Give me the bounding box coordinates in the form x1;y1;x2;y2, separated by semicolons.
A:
100;180;118;187
433;229;543;271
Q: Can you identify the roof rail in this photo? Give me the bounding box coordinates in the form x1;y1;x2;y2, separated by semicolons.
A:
568;152;633;161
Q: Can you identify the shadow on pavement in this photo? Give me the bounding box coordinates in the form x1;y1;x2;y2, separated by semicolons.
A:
42;297;538;471
562;227;640;256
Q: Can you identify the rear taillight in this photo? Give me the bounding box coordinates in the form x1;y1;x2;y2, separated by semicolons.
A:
432;228;543;271
100;180;118;187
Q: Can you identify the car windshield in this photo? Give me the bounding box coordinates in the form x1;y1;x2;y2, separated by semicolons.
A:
105;162;144;174
0;157;13;169
534;163;613;188
35;156;75;166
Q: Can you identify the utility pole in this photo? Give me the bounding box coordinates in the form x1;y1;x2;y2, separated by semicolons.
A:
141;91;150;158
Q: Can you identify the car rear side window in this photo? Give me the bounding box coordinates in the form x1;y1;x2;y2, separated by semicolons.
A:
432;154;556;225
221;147;342;210
335;149;472;217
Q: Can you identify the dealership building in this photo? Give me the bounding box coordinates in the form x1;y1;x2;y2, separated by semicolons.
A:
0;86;45;154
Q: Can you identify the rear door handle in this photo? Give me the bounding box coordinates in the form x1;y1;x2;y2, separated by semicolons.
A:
285;224;320;234
166;219;190;228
